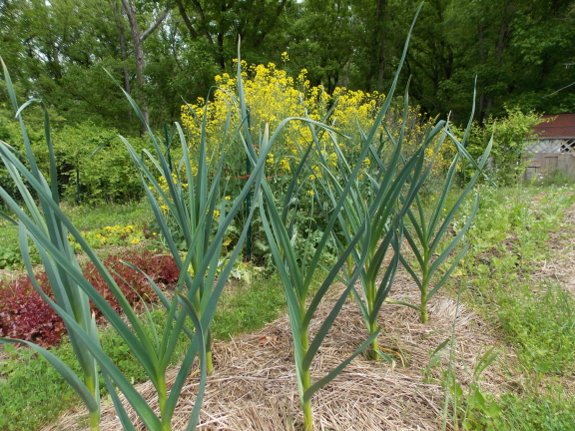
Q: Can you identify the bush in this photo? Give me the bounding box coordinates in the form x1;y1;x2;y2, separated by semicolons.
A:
0;109;149;203
181;62;436;182
178;61;438;264
451;108;542;186
53;122;149;202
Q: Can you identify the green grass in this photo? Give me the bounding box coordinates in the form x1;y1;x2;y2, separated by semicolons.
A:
0;342;79;431
61;199;152;230
0;199;153;270
499;282;575;375
498;389;575;431
449;184;575;428
0;199;151;232
460;185;575;371
213;271;286;340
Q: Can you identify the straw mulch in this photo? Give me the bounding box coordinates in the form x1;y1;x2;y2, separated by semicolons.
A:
43;269;507;431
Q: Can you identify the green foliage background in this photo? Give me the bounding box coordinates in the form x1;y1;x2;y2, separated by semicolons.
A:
451;108;543;186
0;109;149;202
1;0;574;130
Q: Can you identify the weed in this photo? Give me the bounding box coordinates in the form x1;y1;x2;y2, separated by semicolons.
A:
422;288;501;431
452;185;575;428
499;283;575;375
497;387;575;431
0;340;80;431
213;272;285;340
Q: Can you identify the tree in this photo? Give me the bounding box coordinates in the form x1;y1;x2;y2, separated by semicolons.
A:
120;0;170;127
286;0;359;94
0;0;138;129
173;0;292;70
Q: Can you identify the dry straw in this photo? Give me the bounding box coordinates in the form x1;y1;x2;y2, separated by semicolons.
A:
43;275;507;431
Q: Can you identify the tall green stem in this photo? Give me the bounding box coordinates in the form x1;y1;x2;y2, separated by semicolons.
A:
420;291;428;324
89;411;100;431
369;321;380;360
421;251;429;324
303;399;313;431
158;373;168;429
85;373;100;431
161;418;171;431
367;278;379;360
196;294;213;375
206;329;213;375
301;328;313;431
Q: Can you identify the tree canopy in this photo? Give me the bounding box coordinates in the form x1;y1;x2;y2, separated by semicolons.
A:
1;0;574;132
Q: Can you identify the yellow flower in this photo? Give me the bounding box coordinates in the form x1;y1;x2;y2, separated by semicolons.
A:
327;153;338;167
279;158;290;172
180;60;430;181
307;190;314;196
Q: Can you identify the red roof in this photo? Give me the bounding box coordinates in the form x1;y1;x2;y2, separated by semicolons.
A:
534;114;575;138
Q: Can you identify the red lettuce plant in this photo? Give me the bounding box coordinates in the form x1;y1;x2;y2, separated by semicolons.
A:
0;250;179;347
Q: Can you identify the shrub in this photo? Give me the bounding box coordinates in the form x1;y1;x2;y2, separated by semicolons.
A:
0;110;149;203
179;61;440;267
450;108;542;186
180;62;436;181
53;122;149;202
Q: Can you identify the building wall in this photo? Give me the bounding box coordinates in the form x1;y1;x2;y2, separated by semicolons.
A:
526;138;575;154
524;151;575;181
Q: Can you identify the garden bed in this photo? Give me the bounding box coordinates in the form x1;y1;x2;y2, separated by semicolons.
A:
42;272;505;431
4;188;575;431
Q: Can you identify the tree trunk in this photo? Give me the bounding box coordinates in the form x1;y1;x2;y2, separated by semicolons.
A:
377;35;386;91
108;0;132;126
375;0;387;91
121;0;149;129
